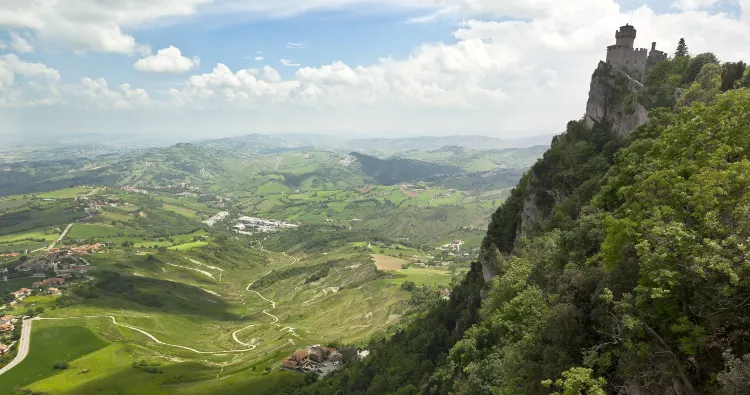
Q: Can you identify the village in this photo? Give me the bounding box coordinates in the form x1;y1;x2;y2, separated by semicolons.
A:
0;243;99;359
281;344;370;377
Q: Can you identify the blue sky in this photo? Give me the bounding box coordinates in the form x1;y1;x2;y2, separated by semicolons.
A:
1;0;749;142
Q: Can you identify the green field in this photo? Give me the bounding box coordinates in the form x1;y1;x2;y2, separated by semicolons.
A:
36;187;94;199
0;277;39;293
162;204;201;220
167;241;208;251
0;321;109;394
68;224;140;239
0;229;58;243
386;267;456;287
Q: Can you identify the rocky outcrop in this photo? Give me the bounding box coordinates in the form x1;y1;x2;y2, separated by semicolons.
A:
584;61;649;138
479;244;502;284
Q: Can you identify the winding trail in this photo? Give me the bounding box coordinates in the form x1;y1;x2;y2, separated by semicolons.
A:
165;262;215;279
39;316;257;354
240;250;300;335
231;324;257;346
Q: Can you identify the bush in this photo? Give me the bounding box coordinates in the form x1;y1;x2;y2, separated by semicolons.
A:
53;361;70;370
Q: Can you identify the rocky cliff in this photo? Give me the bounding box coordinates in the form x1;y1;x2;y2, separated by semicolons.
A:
584;61;649;138
480;62;635;281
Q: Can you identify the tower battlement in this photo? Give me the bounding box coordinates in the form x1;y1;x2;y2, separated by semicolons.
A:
605;24;667;81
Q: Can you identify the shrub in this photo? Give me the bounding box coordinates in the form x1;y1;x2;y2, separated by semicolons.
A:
53;361;70;370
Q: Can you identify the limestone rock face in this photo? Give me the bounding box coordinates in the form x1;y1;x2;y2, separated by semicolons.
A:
584;61;649;138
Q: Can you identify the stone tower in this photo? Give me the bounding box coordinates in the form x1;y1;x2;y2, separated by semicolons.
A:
614;24;636;47
605;24;666;81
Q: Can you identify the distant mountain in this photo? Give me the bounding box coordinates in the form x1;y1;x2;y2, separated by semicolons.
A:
343;134;554;153
197;133;555;155
350;152;461;185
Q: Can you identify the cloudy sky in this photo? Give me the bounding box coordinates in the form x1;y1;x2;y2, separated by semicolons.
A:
1;0;749;143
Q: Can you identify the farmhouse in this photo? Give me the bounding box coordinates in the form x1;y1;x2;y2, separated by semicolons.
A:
0;323;14;332
12;288;31;299
0;315;15;324
281;345;345;375
0;343;9;355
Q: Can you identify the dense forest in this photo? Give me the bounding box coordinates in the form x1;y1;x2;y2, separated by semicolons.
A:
274;43;750;394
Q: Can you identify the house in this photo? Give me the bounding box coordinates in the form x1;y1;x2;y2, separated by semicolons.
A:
282;358;300;370
0;323;14;332
12;288;31;299
291;349;309;362
308;346;329;362
47;287;61;295
0;343;9;355
0;315;14;324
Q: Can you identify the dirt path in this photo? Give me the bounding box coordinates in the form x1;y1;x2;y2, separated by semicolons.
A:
165;262;215;279
231;324;257;346
37;316;257;354
242;251;300;330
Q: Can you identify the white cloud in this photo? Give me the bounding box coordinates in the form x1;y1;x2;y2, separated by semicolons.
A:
255;56;265;61
134;46;200;73
9;31;33;53
4;0;750;137
0;54;61;106
281;59;301;67
286;42;308;49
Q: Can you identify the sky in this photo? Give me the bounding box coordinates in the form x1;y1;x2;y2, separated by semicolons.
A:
1;0;749;143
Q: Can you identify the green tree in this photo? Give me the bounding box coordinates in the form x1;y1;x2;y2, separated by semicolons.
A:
720;61;746;91
683;52;719;84
675;38;688;57
542;368;607;395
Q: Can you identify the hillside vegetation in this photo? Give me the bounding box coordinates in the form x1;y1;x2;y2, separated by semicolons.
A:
279;50;750;394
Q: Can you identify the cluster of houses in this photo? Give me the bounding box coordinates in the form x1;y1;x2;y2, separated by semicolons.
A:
282;345;373;376
232;217;299;234
437;240;464;252
32;277;65;294
16;249;92;277
122;186;148;195
0;314;17;355
282;345;344;375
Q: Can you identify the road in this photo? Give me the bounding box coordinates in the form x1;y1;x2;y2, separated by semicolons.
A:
48;207;94;250
48;223;73;250
0;318;32;376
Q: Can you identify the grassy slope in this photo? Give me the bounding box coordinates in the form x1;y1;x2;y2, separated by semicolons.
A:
0;321;109;394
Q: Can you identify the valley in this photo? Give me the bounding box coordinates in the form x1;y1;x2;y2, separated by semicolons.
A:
0;138;545;394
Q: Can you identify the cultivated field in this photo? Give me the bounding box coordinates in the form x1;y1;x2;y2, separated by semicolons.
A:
371;254;410;271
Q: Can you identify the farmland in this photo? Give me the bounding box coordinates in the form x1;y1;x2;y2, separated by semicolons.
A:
371;254;410;271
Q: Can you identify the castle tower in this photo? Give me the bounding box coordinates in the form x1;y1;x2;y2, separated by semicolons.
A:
614;24;636;48
606;24;654;80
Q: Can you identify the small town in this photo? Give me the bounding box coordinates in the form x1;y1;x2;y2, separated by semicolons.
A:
232;216;299;234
